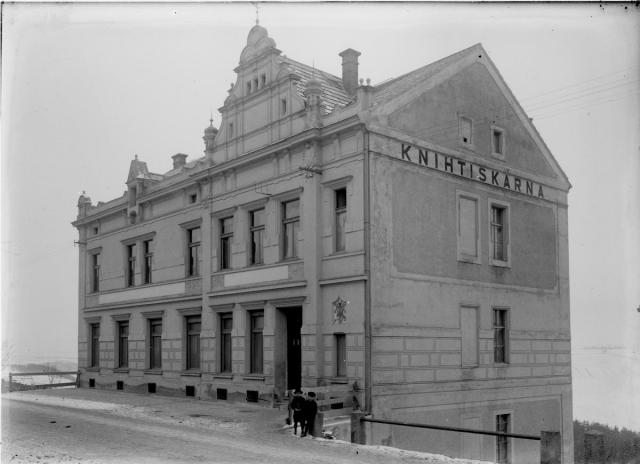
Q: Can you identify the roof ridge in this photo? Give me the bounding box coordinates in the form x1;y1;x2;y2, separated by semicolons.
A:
375;43;483;91
281;56;342;83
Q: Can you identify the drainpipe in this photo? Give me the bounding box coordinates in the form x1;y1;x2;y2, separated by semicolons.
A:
362;127;372;413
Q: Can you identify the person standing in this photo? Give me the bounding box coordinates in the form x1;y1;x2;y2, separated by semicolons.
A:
301;391;318;437
289;389;305;436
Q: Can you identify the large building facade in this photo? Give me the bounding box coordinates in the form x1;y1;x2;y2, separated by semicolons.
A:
73;25;573;463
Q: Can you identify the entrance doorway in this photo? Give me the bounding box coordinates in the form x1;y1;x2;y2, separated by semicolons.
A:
286;310;302;390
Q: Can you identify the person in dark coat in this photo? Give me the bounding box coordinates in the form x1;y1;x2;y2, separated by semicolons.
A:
301;391;318;437
289;389;305;435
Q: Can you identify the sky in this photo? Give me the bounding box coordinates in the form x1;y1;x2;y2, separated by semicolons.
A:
1;1;639;424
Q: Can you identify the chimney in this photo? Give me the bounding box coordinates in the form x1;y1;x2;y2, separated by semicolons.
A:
172;153;188;170
339;48;361;97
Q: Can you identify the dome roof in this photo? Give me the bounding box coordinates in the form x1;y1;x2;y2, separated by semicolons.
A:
204;123;218;135
239;25;277;64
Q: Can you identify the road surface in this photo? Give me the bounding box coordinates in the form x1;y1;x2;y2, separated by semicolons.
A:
2;393;480;464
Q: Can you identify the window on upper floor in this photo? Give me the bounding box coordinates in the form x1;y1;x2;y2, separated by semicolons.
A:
489;202;510;266
246;82;252;95
253;78;259;92
457;194;480;263
90;252;101;292
459;116;473;145
126;243;136;287
461;306;479;367
281;97;287;116
187;227;201;277
492;126;505;158
335;188;347;252
220;217;233;270
143;239;153;284
229;122;234;138
282;199;300;260
261;74;266;88
189;193;197;204
250;209;265;265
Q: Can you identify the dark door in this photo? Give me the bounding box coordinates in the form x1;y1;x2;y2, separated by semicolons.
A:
286;310;302;390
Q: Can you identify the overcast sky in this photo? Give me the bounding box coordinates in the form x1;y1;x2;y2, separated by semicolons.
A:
1;3;638;370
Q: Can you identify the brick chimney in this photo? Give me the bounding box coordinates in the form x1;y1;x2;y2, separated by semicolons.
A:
339;48;361;97
172;153;188;170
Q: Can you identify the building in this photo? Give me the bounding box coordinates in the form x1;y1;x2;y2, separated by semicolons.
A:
73;24;573;463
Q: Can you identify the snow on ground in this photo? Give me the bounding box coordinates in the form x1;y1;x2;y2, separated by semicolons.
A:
5;389;493;463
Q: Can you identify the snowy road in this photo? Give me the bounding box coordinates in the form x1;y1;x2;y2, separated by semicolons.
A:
1;393;485;464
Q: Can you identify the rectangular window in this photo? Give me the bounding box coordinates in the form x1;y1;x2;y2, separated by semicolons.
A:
335;188;347;252
492;127;505;156
335;333;346;377
458;195;479;261
253;78;259;91
250;209;265;265
493;309;508;364
90;323;100;368
461;306;479;367
281;97;287;116
496;413;511;464
261;74;266;87
189;193;197;204
186;315;201;370
126;243;136;287
149;318;162;369
220;217;233;270
246;82;251;94
250;311;264;374
91;252;100;292
143;239;153;284
229;122;234;138
220;313;233;373
490;204;508;263
187;227;201;276
118;321;129;368
460;116;472;145
282;199;300;259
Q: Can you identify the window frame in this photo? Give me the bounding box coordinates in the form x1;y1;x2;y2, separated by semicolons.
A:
334;188;347;253
117;320;129;368
220;312;233;373
143;239;153;285
126;243;136;287
488;200;511;267
185;315;201;371
249;209;265;265
491;125;506;159
459;115;473;146
219;216;234;270
186;226;201;277
90;250;101;293
456;191;481;264
493;308;509;364
281;199;300;260
335;333;347;378
90;322;100;368
495;412;512;464
249;310;264;374
148;318;163;370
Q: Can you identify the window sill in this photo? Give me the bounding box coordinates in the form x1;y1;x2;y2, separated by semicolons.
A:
181;370;202;377
330;377;349;384
144;369;163;375
213;373;233;379
490;260;511;268
457;256;481;265
114;368;129;373
242;374;265;381
491;152;506;161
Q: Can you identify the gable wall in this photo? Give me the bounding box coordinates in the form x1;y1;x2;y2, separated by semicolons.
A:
387;62;557;180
